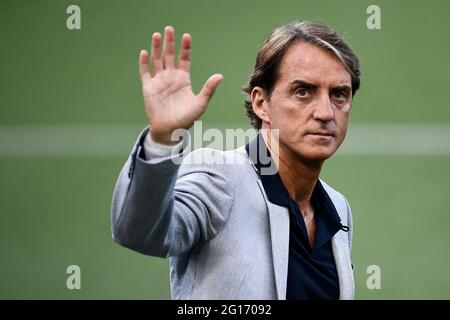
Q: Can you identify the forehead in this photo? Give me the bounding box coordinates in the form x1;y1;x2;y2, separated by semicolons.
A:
277;40;351;87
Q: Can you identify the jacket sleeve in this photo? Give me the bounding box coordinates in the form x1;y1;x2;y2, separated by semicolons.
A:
110;127;235;258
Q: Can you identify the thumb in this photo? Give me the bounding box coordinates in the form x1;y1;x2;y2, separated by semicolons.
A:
198;74;223;105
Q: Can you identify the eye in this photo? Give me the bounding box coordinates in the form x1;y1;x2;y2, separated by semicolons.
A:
296;88;309;97
332;90;348;101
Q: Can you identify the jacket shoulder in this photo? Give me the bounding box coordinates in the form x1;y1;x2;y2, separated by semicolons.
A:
179;146;251;172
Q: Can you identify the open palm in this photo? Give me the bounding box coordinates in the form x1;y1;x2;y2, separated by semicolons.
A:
139;26;223;145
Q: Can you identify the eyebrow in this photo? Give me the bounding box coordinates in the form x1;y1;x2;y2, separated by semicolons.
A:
288;79;317;91
331;85;352;93
288;79;351;92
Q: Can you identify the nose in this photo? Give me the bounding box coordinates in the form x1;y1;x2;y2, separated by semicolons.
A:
312;93;334;122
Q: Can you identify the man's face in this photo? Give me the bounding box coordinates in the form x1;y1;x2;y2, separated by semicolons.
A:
263;40;353;162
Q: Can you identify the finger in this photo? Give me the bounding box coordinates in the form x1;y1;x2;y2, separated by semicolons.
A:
198;74;224;105
177;33;191;72
151;32;163;76
162;26;175;69
139;50;151;83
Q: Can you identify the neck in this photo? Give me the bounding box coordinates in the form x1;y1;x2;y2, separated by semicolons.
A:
261;128;324;210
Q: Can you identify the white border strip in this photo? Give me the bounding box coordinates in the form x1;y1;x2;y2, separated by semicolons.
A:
0;123;449;157
339;123;450;155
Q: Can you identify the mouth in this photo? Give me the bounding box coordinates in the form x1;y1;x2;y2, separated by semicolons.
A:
305;130;336;137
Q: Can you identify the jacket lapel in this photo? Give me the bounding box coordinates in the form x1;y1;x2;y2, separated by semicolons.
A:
331;232;355;299
322;181;354;300
240;142;290;299
256;179;290;300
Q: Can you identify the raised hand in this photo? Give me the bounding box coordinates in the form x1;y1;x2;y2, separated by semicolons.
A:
139;26;223;145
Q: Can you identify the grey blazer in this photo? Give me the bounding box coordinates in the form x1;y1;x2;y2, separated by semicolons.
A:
111;128;355;300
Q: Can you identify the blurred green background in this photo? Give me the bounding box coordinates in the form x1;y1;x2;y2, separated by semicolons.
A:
1;0;449;299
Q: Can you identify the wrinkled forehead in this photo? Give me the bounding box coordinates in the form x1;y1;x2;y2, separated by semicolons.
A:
277;40;352;87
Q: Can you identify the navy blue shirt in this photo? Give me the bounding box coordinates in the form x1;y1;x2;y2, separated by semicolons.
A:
246;134;344;300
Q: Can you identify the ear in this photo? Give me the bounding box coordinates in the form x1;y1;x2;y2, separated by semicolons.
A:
251;86;271;125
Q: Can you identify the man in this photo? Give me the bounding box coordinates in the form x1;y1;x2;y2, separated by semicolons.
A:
111;20;360;299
